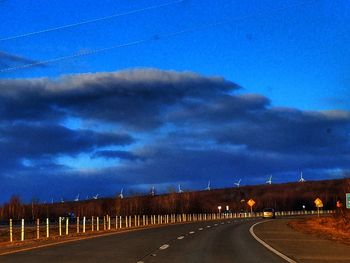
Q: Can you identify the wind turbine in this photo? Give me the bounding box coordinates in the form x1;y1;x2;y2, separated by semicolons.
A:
299;172;306;183
205;180;211;191
178;184;184;193
151;186;155;196
266;175;272;185
119;188;124;199
92;194;99;200
74;194;80;202
234;179;241;188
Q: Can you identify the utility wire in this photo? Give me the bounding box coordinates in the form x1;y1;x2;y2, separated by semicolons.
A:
0;0;185;42
0;0;318;73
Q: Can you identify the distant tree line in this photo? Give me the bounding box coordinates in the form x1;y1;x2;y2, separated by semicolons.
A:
0;179;348;221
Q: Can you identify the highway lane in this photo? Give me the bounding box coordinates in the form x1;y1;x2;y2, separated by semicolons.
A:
0;219;284;263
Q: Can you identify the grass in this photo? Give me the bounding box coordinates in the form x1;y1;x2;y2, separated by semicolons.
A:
289;211;350;245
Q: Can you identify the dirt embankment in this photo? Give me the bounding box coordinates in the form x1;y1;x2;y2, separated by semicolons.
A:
289;214;350;245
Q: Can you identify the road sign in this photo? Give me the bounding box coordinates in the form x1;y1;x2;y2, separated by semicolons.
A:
247;199;255;213
247;199;255;207
346;193;350;209
314;198;323;208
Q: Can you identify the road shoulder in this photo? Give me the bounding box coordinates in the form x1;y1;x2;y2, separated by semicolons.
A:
253;218;350;263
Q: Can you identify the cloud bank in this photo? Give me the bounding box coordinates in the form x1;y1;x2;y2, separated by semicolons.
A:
0;68;349;202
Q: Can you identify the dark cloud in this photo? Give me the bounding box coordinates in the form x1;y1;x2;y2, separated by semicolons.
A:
92;150;145;161
0;68;239;129
210;109;350;154
0;68;349;203
167;93;350;155
0;123;134;165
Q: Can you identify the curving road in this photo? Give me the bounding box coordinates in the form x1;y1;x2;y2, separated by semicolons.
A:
0;219;284;263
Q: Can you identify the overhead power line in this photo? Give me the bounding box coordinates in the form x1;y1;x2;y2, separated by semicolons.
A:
0;0;185;42
0;0;318;73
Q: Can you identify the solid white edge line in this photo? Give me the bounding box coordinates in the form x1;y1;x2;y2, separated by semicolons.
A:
249;221;297;263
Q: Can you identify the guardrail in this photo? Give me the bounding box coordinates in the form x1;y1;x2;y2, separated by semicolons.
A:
0;210;335;243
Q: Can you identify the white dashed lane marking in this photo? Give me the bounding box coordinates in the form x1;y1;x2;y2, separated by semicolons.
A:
159;244;170;250
189;231;195;234
198;227;203;231
177;236;185;240
206;225;211;228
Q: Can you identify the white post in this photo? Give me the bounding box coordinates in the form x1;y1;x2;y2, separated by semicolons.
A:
92;216;94;232
59;217;62;236
116;216;118;230
125;216;128;228
66;218;69;235
83;217;86;233
119;216;122;229
36;218;40;239
108;215;111;230
46;218;49;238
97;217;99;231
77;217;80;234
134;215;137;227
9;219;13;242
21;219;25;241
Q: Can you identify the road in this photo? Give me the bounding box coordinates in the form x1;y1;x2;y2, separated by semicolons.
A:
0;219;284;263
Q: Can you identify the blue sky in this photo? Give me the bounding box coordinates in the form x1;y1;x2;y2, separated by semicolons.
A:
0;0;349;203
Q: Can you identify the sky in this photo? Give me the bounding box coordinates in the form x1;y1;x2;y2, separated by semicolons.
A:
0;0;349;203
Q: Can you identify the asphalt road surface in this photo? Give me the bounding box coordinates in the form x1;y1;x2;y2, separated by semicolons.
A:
0;219;284;263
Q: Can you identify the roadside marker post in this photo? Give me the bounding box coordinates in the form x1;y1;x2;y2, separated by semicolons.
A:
36;219;40;239
66;218;69;235
46;218;49;238
21;219;24;241
9;219;13;242
83;217;86;233
59;217;62;236
77;217;80;234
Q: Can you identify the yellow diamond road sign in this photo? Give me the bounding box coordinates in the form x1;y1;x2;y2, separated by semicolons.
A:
247;199;255;207
314;198;323;208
